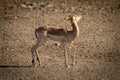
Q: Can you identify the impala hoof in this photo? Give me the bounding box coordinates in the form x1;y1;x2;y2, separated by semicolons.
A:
32;63;38;68
32;60;37;68
67;64;70;68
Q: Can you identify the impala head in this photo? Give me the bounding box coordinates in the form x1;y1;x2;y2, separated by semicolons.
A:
67;15;82;22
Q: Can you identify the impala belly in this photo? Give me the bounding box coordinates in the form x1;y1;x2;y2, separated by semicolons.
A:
47;34;65;43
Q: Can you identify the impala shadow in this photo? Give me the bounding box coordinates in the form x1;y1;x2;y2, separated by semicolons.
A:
0;65;33;68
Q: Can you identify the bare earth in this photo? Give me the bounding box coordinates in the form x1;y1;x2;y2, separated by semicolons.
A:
0;0;120;80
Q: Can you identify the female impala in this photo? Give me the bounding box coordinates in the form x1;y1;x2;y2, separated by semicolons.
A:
31;15;82;68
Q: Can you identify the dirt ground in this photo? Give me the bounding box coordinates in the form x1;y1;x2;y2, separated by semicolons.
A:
0;0;120;80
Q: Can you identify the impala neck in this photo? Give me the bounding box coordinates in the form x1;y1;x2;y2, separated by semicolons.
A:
71;20;79;37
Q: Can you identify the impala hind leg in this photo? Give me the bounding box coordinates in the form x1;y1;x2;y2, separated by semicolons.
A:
31;38;46;67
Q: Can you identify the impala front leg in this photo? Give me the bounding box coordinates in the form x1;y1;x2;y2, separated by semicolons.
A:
71;44;76;66
64;45;70;68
